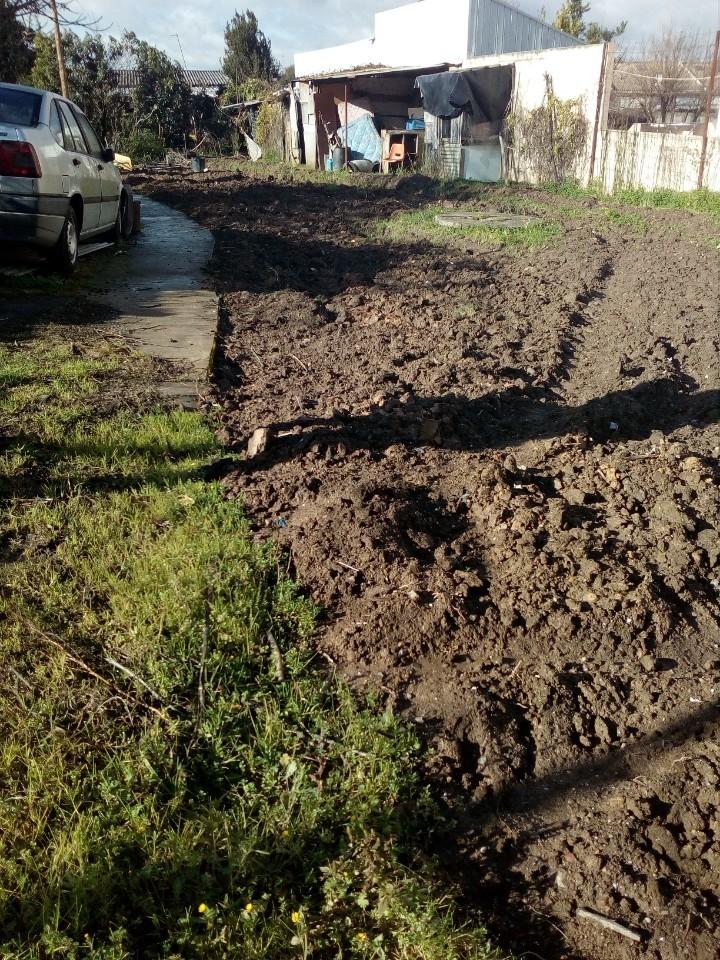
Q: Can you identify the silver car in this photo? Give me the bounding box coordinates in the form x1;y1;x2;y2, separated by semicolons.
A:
0;82;133;271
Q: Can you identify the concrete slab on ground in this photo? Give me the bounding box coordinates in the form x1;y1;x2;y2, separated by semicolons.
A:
88;197;217;405
435;212;540;229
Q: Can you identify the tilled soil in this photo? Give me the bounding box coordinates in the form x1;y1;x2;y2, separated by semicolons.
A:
132;168;720;960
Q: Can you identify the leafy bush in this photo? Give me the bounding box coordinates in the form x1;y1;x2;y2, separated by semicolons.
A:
123;127;166;162
256;100;284;162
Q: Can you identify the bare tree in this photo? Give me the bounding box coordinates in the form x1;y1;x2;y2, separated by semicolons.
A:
619;29;709;124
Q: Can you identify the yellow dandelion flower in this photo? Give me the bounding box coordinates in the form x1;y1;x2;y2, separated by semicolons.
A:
198;903;207;914
356;932;368;943
244;903;254;914
291;910;301;924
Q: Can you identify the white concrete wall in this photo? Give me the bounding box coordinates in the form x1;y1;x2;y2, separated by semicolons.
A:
463;43;608;184
295;0;470;77
599;130;720;193
374;0;471;67
295;38;377;78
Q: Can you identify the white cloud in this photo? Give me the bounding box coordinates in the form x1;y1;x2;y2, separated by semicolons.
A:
76;0;720;68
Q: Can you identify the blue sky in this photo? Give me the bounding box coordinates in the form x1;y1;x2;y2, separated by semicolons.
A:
78;0;720;69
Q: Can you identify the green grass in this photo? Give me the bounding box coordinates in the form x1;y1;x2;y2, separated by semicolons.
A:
0;337;501;960
372;207;560;248
541;180;720;215
599;208;649;234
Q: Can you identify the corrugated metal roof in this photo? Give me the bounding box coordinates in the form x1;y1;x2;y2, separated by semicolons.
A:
469;0;581;57
184;70;229;87
114;69;228;90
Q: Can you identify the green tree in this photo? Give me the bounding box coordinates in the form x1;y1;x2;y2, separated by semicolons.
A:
223;9;278;88
553;0;626;42
29;31;59;90
119;32;191;147
30;31;121;143
0;0;33;83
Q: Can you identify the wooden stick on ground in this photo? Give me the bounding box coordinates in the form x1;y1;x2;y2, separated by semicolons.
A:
20;616;172;723
197;588;211;723
576;908;642;943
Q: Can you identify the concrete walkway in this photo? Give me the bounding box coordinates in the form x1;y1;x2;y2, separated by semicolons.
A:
87;196;217;406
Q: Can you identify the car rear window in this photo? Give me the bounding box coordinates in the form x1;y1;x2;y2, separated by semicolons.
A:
0;88;42;127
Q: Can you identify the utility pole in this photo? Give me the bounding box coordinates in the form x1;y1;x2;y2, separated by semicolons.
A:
698;30;720;189
49;0;69;98
172;34;188;70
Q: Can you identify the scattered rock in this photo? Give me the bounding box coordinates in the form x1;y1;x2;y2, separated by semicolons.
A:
247;427;269;457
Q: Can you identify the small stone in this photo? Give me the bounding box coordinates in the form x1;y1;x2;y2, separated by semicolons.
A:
419;419;441;442
247;427;269;457
640;654;677;672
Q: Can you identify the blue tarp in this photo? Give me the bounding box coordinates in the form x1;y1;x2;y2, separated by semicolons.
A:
338;115;382;165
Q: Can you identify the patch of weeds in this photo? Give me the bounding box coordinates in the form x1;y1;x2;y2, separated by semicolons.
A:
539;180;601;200
613;186;720;215
454;302;477;320
599;208;649;234
0;271;70;295
372;207;559;249
539;180;720;216
0;335;502;959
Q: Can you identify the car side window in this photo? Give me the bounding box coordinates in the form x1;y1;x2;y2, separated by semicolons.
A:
73;109;103;158
49;101;65;148
57;101;87;154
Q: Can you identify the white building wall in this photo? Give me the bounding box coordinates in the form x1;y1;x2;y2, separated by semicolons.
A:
295;38;377;78
463;43;608;184
295;0;470;77
374;0;471;67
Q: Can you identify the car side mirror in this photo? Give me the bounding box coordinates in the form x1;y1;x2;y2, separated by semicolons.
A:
102;147;115;162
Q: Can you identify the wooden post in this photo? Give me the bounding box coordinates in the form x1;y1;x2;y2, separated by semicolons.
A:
589;42;609;186
344;81;349;169
698;30;720;190
49;0;69;99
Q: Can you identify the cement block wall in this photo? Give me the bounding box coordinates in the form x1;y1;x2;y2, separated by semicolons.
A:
463;43;609;185
599;130;720;193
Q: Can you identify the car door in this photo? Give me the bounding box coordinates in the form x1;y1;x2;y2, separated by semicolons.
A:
73;108;120;229
56;100;101;234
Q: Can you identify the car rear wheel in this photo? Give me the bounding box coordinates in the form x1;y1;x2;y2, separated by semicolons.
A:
120;188;134;240
105;191;133;245
52;208;79;273
108;202;123;245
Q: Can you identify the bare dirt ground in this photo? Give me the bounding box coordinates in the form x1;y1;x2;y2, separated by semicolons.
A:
130;166;720;960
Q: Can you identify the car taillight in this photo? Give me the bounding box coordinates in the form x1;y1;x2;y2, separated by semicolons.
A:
0;141;42;178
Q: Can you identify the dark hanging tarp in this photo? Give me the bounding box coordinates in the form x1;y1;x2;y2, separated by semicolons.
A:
416;65;514;121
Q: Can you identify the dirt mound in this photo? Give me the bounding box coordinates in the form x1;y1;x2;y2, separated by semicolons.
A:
134;168;720;960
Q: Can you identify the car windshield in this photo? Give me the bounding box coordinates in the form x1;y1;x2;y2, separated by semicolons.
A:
0;88;42;127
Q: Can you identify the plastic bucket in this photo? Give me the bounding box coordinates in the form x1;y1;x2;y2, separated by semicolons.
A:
191;156;206;173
